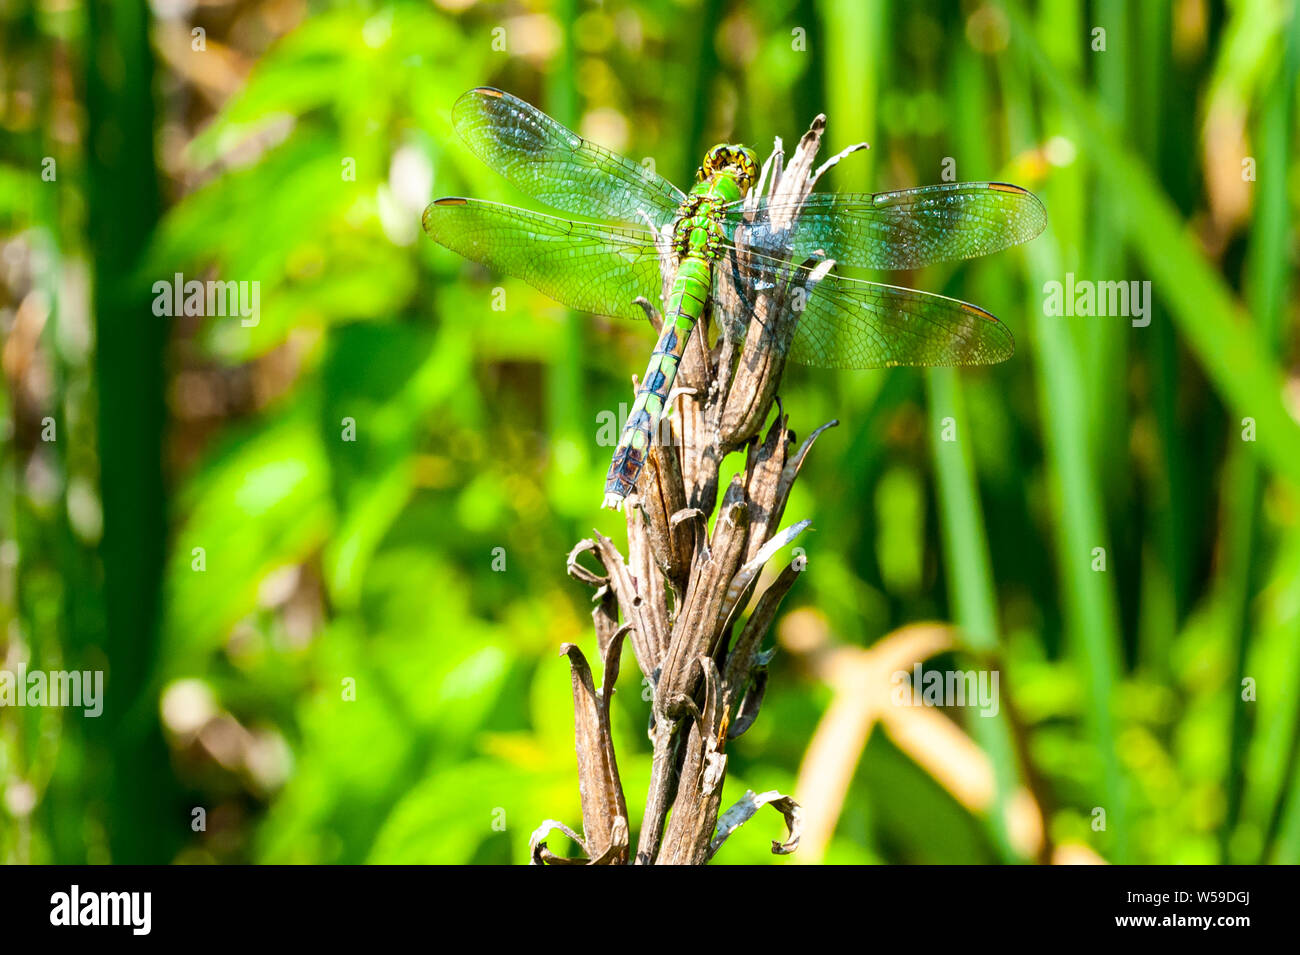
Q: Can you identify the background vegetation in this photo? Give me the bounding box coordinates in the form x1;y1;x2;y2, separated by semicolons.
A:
1;0;1297;864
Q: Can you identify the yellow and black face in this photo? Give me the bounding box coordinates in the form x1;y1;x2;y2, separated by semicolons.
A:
697;144;760;195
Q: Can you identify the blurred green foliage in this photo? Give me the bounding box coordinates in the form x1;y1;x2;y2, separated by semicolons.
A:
1;0;1298;865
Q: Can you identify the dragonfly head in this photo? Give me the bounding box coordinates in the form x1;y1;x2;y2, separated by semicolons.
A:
697;144;760;198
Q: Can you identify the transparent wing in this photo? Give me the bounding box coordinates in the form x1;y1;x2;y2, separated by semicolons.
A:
722;182;1046;271
453;87;686;231
717;247;1014;369
422;198;665;322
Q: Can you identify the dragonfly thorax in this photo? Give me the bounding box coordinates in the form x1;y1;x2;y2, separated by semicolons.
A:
674;147;758;259
672;195;727;260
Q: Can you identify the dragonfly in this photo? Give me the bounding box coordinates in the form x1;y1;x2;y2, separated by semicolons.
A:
423;88;1046;508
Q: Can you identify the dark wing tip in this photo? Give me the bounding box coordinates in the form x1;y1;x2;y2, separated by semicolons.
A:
422;198;468;235
988;181;1048;239
452;87;509;124
959;301;998;321
957;301;1015;364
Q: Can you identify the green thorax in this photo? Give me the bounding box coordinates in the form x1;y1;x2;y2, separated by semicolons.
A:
673;142;759;261
675;176;742;261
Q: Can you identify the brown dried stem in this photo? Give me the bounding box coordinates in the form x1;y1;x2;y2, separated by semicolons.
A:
538;112;858;865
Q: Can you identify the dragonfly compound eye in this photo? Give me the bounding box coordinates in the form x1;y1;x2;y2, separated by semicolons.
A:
700;144;759;194
734;146;760;193
701;145;726;178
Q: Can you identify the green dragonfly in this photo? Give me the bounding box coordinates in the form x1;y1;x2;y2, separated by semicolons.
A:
423;88;1046;508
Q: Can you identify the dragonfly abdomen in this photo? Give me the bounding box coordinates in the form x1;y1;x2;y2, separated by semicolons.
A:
602;254;713;508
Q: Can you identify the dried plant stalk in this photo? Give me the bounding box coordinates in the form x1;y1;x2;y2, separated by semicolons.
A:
531;113;859;866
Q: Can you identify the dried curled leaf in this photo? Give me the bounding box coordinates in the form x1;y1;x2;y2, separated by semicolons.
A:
708;789;802;860
561;629;630;865
529;819;587;865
